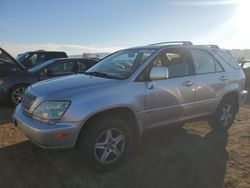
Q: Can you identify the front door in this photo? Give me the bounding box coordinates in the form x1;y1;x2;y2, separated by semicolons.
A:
143;48;196;128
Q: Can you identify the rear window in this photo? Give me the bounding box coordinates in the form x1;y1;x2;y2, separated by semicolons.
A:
213;50;241;69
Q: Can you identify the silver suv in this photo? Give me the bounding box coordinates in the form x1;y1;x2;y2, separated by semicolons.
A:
14;41;248;172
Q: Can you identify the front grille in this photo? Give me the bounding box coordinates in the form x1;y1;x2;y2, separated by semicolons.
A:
21;93;36;111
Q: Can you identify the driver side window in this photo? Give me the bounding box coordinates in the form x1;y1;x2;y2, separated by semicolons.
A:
137;49;191;81
151;49;190;78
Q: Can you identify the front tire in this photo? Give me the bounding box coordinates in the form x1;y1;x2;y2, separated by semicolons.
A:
9;85;27;106
77;116;133;172
208;96;237;131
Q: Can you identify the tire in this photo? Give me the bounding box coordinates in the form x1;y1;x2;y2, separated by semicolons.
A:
8;84;28;106
77;116;133;172
208;96;237;131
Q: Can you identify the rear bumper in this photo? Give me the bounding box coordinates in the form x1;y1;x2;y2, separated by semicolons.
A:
14;105;82;149
239;90;248;105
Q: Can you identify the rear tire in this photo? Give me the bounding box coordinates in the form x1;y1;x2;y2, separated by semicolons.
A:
77;116;133;172
208;96;237;131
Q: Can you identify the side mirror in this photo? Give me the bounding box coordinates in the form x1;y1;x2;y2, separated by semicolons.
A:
149;67;169;80
42;68;52;75
43;68;48;75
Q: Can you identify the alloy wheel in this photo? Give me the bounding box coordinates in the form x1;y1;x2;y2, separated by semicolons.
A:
11;87;26;105
94;128;125;164
220;103;233;127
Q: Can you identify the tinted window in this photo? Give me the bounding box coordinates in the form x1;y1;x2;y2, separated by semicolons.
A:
213;50;241;69
190;49;216;74
76;61;88;73
152;49;190;78
37;54;47;65
47;61;74;74
16;53;29;63
23;54;38;68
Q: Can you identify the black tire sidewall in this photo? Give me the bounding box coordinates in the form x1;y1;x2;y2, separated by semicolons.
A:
209;97;236;131
78;116;133;172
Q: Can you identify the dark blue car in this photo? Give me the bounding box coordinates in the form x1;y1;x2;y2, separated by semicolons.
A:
0;48;98;105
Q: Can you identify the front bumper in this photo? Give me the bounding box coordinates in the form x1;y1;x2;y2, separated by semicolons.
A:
14;105;82;149
239;90;248;105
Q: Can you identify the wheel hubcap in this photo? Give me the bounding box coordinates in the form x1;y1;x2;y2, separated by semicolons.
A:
94;128;125;164
12;87;26;105
220;104;233;127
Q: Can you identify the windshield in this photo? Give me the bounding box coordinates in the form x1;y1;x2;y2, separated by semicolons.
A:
86;49;155;79
16;53;29;63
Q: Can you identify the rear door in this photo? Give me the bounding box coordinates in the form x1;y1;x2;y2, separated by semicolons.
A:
143;48;196;128
189;48;226;117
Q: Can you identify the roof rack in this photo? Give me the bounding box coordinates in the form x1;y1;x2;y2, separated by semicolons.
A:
195;45;220;49
149;41;193;46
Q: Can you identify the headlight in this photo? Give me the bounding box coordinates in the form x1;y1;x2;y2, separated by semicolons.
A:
0;80;4;85
32;101;70;124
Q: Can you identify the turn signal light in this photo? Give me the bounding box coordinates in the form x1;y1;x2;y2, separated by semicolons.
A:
54;132;70;139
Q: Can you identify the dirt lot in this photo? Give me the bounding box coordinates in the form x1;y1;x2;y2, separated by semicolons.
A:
0;99;249;188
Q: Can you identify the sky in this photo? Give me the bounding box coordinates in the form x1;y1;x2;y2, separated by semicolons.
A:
0;0;249;56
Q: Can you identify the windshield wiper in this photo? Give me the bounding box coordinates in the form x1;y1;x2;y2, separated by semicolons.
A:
84;71;122;79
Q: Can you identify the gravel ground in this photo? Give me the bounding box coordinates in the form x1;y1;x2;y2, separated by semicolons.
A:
0;101;249;188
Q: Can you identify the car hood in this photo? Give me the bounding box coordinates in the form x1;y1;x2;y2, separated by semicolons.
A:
0;47;26;71
28;74;122;99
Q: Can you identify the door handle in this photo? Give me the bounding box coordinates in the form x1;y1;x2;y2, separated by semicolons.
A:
220;76;228;81
183;80;194;87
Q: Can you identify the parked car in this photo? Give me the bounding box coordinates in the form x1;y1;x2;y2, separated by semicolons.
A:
14;41;248;172
0;47;97;105
238;60;250;88
16;50;67;69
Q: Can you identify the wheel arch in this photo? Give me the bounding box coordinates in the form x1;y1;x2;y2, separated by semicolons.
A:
222;91;239;112
8;83;30;94
78;107;142;145
7;83;31;105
